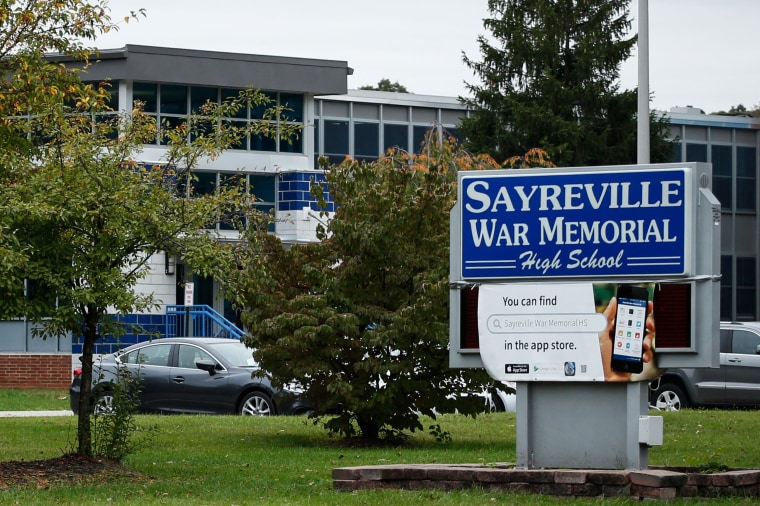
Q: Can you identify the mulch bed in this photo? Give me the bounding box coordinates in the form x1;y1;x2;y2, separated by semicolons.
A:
0;454;140;490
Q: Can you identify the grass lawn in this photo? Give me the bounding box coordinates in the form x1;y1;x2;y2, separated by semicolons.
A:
1;406;760;504
0;388;71;411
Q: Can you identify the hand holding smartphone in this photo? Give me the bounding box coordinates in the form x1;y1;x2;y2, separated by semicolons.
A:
610;285;650;374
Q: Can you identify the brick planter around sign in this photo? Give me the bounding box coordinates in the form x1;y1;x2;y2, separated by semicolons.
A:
333;464;760;499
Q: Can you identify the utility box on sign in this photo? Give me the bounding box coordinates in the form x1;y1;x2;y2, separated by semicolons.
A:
639;416;664;447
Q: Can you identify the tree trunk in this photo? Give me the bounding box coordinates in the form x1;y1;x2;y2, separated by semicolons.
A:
76;314;99;456
357;417;380;442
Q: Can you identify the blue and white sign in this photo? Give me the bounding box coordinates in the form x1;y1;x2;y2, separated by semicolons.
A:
459;168;690;280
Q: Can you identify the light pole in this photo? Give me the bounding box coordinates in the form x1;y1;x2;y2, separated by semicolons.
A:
637;0;650;164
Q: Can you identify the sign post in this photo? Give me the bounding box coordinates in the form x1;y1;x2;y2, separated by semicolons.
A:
184;282;194;337
450;162;721;469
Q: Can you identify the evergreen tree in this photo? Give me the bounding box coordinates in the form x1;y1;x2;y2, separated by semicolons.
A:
460;0;673;167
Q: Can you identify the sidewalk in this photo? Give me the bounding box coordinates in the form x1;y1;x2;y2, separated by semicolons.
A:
0;410;73;417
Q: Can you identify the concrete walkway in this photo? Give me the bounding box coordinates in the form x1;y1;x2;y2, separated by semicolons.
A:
0;410;73;417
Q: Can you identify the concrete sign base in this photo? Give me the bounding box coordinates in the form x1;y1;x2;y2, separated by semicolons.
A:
515;381;650;470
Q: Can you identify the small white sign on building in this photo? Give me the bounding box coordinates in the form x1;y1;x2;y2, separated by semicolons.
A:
184;283;195;307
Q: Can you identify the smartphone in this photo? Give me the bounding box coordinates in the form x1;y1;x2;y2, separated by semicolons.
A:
611;284;650;374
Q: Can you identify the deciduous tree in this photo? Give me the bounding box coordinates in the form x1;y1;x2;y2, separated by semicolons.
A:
0;1;137;305
0;1;293;456
227;135;499;442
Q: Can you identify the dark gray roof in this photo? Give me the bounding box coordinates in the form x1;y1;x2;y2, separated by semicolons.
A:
60;45;351;95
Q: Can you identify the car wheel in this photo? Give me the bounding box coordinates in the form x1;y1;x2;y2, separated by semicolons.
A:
652;383;688;411
93;391;114;415
240;391;275;416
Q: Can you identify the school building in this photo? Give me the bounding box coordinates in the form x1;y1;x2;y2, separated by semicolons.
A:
0;46;757;388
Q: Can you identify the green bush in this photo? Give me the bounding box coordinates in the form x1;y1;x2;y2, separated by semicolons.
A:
91;366;157;461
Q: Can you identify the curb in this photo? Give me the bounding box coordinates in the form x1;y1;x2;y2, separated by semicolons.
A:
0;411;74;417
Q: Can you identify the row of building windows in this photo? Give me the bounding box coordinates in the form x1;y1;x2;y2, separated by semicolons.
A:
315;119;461;165
132;82;304;153
314;98;464;164
678;143;757;212
81;83;472;165
78;84;468;166
668;122;759;320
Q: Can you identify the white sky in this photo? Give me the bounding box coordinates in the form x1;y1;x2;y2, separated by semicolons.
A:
93;0;760;114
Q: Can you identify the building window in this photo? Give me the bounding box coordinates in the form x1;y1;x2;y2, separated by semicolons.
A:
323;119;349;165
80;81;120;140
132;83;303;154
246;174;276;232
313;119;320;167
669;142;682;163
280;93;304;122
190;86;217;113
248;90;277;152
736;256;756;320
721;255;733;320
183;171;276;232
279;134;302;154
250;130;276;152
101;81;120;110
736;146;757;212
160;84;188;115
190;171;216;197
446;127;463;144
133;82;157;112
249;174;276;215
685;143;707;163
249;90;275;120
413;125;431;154
383;123;408;153
354;121;379;161
225;119;248;150
712;145;733;210
218;173;246;231
216;88;244;119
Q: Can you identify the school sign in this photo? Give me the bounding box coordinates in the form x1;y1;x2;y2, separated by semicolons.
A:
450;162;721;373
449;162;721;470
459;167;690;280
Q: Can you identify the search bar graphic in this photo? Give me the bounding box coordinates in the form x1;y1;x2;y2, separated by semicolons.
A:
486;314;608;334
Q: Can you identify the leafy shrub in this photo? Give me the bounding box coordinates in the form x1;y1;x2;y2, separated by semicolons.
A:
91;365;157;461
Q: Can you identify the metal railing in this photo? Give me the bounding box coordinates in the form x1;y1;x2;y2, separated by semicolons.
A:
165;305;244;340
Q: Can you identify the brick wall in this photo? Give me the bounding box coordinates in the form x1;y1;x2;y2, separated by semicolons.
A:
0;354;72;389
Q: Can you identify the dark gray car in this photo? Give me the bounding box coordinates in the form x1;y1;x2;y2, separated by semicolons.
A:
650;321;760;411
70;337;311;416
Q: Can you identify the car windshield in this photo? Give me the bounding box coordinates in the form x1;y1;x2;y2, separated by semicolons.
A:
206;341;258;368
